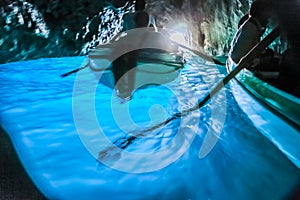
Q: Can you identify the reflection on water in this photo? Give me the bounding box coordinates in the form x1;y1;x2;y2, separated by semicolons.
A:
0;55;299;199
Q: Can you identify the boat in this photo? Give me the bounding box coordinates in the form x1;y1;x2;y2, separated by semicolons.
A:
227;57;300;126
227;57;300;168
85;28;185;98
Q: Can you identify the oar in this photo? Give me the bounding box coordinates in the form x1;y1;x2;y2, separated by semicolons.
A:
139;26;281;133
172;42;227;65
61;59;89;77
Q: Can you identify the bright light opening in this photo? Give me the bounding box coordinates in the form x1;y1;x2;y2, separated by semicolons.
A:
166;22;190;47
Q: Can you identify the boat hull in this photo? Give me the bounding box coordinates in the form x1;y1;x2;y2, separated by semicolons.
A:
91;61;182;95
227;60;300;168
227;61;300;126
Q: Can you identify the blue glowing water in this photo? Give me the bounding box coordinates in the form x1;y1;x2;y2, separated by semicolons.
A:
0;55;299;199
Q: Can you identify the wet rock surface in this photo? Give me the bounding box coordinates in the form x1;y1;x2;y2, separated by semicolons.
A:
0;0;254;64
0;0;107;63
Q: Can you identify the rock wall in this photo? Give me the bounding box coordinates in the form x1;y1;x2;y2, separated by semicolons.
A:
147;0;252;55
0;0;252;63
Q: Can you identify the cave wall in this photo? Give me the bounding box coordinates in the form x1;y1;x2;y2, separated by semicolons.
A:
0;0;252;63
0;0;108;63
147;0;252;55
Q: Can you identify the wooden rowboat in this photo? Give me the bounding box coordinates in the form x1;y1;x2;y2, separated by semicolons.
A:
86;28;185;99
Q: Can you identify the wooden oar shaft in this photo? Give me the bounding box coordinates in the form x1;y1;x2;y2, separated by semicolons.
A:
61;64;88;77
174;43;227;65
175;43;212;61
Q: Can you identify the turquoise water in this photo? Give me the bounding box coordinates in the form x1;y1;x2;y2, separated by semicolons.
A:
0;55;299;199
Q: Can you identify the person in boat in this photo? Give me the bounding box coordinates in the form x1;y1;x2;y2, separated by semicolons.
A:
237;14;250;29
230;11;277;71
228;0;300;97
111;0;151;99
122;0;152;31
228;1;271;65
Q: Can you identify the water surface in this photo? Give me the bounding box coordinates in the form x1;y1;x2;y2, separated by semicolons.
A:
0;55;299;199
